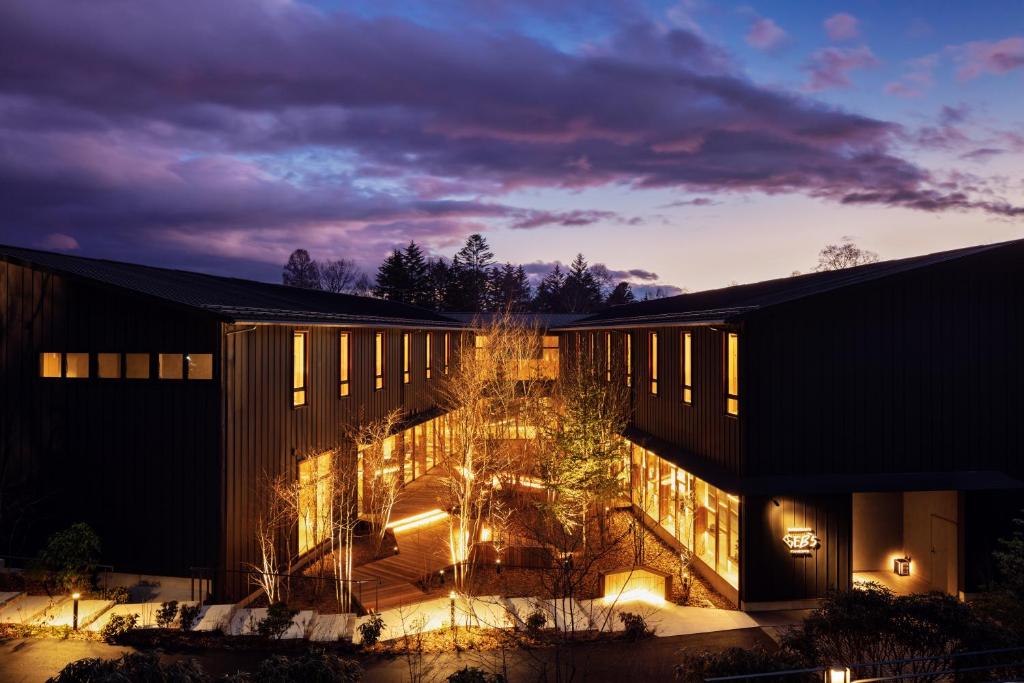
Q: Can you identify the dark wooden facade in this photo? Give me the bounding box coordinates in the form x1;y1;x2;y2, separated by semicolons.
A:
0;259;221;575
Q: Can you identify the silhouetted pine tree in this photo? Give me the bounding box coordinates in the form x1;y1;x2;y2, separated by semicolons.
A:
374;249;410;301
488;262;532;311
403;241;431;308
532;264;566;312
449;234;494;311
605;281;635;306
561;253;603;312
282;249;322;289
425;257;455;310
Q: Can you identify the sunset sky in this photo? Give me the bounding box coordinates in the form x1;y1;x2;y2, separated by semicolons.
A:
1;0;1022;294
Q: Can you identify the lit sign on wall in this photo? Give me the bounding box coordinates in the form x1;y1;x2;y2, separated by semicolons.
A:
783;527;820;555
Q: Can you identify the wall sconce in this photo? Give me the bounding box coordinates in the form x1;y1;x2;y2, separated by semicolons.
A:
893;556;911;576
828;667;850;683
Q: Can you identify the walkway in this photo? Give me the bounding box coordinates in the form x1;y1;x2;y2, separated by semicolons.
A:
352;472;452;611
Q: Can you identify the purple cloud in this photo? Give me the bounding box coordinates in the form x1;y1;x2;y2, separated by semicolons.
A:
824;13;860;42
661;197;717;207
959;148;1004;162
0;0;1018;276
953;36;1024;79
885;53;938;98
803;45;880;91
746;18;787;51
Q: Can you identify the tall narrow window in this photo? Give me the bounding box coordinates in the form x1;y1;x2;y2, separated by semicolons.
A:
402;333;411;384
339;332;350;397
292;331;307;406
374;332;385;390
605;332;612;383
649;332;659;395
624;332;632;387
682;331;693;404
725;332;739;416
425;333;432;379
443;333;450;373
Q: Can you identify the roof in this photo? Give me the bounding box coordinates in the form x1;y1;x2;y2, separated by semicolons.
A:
445;312;588;330
556;238;1023;330
0;244;465;328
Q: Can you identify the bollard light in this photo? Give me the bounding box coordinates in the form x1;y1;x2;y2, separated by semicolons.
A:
496;557;502;575
828;667;850;683
439;568;445;584
71;592;81;630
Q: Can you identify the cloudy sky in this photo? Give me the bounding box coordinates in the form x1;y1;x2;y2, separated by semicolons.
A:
1;0;1022;293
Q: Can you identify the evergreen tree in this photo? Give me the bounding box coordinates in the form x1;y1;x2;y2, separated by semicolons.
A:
532;264;566;312
282;249;322;289
606;281;635;307
450;234;494;311
488;262;532;311
373;249;410;302
561;253;603;313
426;257;456;310
403;241;431;308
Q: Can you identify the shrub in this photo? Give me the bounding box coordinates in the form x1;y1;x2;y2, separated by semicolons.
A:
98;585;130;604
524;609;546;635
100;613;138;643
39;523;101;592
675;646;812;683
179;603;202;631
249;651;362;682
156;600;179;628
448;666;506;683
617;611;654;641
257;601;298;640
358;613;385;646
47;652;207;682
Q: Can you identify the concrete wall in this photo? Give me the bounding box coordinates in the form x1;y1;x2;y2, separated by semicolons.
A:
852;492;903;571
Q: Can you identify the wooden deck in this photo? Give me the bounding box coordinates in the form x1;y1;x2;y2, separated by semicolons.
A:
354;472;453;611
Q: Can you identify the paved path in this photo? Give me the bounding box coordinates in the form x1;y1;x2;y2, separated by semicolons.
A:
352;472;452;611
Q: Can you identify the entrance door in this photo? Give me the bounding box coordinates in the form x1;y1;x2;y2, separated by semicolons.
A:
929;515;957;595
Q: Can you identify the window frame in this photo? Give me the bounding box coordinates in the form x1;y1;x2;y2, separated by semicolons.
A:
425;332;432;380
374;331;385;390
158;353;183;381
292;330;308;407
624;332;633;388
402;332;411;384
40;352;63;379
605;332;612;383
443;332;450;374
339;331;351;397
186;353;213;380
682;331;693;405
125;353;151;379
649;331;659;395
725;331;739;416
98;352;122;379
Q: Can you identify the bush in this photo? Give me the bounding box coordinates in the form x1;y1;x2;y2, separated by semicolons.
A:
47;652;207;682
179;603;202;631
100;613;138;643
257;601;298;640
617;611;654;641
675;646;812;683
524;609;546;635
98;585;130;604
248;651;362;682
358;613;385;646
448;666;506;683
39;523;101;592
156;600;179;628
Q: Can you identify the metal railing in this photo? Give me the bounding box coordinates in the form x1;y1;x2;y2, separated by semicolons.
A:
191;566;382;614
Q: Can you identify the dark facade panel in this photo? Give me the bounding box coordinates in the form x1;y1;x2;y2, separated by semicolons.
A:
741;493;851;605
0;260;220;575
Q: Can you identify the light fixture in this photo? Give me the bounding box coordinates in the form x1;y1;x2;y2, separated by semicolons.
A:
828;667;850;683
893;556;911;576
71;592;81;630
496;557;502;574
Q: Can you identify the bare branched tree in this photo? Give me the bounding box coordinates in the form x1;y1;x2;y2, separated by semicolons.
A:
320;258;364;294
353;408;406;556
816;237;879;271
249;472;300;603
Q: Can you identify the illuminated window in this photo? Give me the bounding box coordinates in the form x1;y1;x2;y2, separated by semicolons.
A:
159;353;183;380
64;353;89;378
292;332;307;406
402;333;411;384
98;353;121;379
443;333;450;373
374;332;384;390
425;333;432;379
188;353;213;380
725;332;739;416
298;451;334;553
624;332;632;387
682;332;692;404
649;332;659;395
40;352;62;378
126;353;150;379
339;332;350;397
605;332;612;383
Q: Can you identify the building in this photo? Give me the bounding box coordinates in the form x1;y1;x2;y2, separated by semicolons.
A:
1;239;1022;609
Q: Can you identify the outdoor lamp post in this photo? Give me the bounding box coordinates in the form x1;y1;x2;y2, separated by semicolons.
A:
828;667;850;683
449;590;458;645
496;557;502;575
71;592;81;630
439;568;445;584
